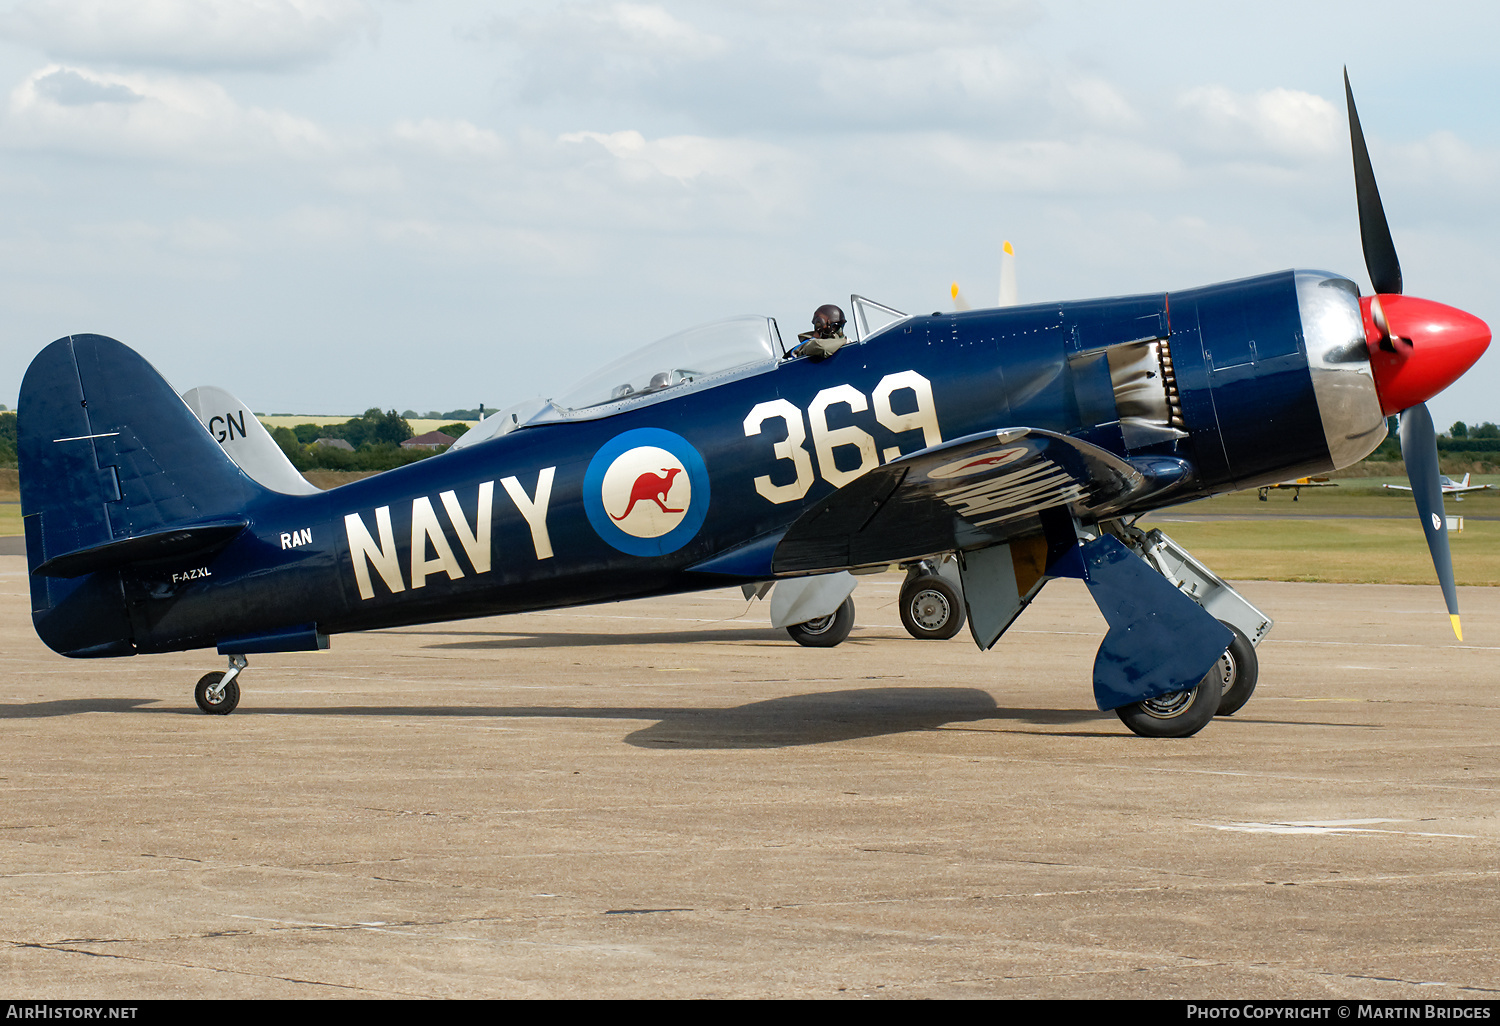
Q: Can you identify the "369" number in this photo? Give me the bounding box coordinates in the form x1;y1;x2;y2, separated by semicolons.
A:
742;370;941;504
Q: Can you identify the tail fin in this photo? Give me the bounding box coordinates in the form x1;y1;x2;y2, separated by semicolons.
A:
20;335;267;655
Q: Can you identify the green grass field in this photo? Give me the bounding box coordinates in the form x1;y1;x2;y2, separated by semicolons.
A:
1163;475;1500;518
1143;517;1500;586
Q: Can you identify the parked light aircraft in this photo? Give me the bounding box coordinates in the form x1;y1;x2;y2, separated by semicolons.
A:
1257;476;1339;501
1383;473;1492;501
15;73;1489;737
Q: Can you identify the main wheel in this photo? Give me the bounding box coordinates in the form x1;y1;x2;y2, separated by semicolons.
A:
194;671;240;715
1213;623;1259;716
899;574;966;640
787;597;855;648
1115;667;1222;738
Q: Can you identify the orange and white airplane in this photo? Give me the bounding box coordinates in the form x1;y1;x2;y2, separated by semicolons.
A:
1257;476;1338;501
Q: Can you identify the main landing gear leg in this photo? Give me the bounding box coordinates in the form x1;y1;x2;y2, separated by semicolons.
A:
1107;522;1271;718
195;654;246;715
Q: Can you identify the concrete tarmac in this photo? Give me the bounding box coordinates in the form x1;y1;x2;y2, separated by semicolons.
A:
1;557;1496;1000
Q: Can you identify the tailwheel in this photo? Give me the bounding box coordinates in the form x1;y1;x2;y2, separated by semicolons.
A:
786;597;855;648
194;654;246;715
899;574;966;640
1115;665;1222;738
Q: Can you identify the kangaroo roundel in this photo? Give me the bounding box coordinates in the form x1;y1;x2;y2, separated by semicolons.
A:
605;447;690;537
584;428;710;556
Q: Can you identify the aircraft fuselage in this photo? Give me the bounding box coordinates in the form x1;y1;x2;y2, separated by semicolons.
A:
26;268;1384;658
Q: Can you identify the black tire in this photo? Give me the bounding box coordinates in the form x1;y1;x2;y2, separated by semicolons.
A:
787;597;855;648
899;574;966;640
1115;666;1222;738
1213;622;1259;716
195;671;240;715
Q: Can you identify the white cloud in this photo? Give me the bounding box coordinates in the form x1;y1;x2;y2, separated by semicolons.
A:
391;118;506;161
1059;77;1139;130
485;1;724;58
4;63;332;162
856;131;1183;197
561;129;778;181
604;2;723;55
1383;130;1500;191
1177;85;1340;160
817;46;1028;117
558;128;801;216
0;0;376;71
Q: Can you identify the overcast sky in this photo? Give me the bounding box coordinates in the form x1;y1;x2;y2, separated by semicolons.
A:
0;0;1496;431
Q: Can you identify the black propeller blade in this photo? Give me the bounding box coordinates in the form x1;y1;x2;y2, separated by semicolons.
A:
1345;68;1404;297
1398;404;1461;638
1347;70;1458;638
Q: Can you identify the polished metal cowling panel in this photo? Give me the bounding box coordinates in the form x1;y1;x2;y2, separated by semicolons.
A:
1295;270;1387;469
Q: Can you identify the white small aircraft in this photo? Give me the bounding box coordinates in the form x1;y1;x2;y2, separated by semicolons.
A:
1383;473;1493;501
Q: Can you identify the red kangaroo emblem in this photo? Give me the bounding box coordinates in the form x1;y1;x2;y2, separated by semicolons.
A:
612;467;685;520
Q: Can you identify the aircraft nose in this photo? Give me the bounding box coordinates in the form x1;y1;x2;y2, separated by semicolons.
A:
1362;294;1491;415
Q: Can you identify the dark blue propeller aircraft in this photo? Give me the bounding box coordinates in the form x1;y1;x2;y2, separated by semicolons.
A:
15;74;1490;737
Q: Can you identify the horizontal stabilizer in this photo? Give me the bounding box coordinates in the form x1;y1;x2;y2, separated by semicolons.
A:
32;517;249;578
773;427;1189;573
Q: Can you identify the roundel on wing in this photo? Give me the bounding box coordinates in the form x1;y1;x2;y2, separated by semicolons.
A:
927;445;1028;480
584;428;710;556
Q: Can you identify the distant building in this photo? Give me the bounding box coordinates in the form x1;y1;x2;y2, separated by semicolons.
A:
401;430;456;451
313;437;354;451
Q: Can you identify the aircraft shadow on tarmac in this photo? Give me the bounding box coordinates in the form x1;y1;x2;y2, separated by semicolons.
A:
0;697;162;718
620;688;1119;747
0;692;1378;742
0;688;1131;745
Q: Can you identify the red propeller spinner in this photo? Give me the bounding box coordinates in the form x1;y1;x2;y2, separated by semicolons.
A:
1360;294;1491;416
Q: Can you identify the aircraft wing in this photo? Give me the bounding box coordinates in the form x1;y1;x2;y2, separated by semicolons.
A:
1383;481;1489;494
772;427;1190;574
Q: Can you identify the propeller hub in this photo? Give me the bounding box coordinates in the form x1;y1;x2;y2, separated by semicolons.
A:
1360;294;1490;415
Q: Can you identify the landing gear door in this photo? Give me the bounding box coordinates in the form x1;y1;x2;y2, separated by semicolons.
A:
850;295;908;343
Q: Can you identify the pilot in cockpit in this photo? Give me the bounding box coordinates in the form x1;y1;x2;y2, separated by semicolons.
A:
791;304;848;361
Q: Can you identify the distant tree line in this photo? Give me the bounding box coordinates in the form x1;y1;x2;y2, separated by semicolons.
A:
403;408;487;422
1369;418;1500;463
1436;421;1500;457
0;407;477;471
268;408;446;472
0;411;14;467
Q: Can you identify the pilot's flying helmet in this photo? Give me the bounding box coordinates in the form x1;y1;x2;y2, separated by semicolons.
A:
811;304;846;338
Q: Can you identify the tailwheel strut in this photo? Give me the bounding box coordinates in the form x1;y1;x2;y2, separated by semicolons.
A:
195;654;246;715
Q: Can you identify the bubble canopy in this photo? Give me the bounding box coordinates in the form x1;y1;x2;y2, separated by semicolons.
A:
540;315;785;421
